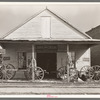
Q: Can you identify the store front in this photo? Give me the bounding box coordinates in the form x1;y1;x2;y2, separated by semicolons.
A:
0;8;100;82
0;42;95;82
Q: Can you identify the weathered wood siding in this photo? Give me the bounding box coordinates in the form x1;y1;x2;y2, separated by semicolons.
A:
90;45;100;66
86;26;100;66
2;44;90;79
76;48;90;70
5;16;41;39
51;16;86;39
3;43;32;68
5;10;88;39
57;45;90;71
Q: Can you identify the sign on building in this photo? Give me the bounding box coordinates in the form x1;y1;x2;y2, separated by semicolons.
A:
0;49;6;54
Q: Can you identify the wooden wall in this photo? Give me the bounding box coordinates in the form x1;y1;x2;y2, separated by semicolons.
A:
5;10;88;39
2;43;90;78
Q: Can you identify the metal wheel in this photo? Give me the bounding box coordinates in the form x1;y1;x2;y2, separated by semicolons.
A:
1;64;16;80
0;65;3;79
70;68;78;82
57;66;67;79
79;65;94;81
24;67;44;80
35;67;44;80
92;65;100;80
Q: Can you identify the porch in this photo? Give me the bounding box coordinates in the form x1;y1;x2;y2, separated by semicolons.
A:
0;39;99;83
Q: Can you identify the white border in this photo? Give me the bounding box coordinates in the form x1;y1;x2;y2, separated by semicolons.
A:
0;2;100;98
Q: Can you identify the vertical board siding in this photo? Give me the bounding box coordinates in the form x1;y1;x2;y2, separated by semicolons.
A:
57;45;90;71
4;44;90;71
3;43;32;68
41;17;51;38
57;52;67;70
2;44;90;78
76;48;90;71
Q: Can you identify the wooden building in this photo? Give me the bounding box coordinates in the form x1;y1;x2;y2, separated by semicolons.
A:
0;8;99;82
86;25;100;66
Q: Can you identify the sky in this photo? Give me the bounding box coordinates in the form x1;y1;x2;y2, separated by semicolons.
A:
0;3;100;38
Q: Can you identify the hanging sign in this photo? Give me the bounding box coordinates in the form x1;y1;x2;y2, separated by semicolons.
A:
0;49;6;54
36;45;57;52
36;45;57;50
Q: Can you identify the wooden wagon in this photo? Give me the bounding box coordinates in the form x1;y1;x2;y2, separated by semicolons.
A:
0;62;100;82
79;65;100;81
0;63;44;80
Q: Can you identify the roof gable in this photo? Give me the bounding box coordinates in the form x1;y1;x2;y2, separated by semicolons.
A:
86;25;100;39
3;8;91;40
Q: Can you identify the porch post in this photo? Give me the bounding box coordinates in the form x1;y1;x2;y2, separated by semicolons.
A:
32;44;35;82
67;44;70;83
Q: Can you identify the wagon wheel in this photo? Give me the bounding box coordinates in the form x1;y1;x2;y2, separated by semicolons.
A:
24;67;44;80
92;65;100;80
35;67;44;80
79;65;94;81
0;65;4;79
57;66;67;79
1;64;16;80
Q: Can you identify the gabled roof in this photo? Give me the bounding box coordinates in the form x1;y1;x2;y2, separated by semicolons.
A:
86;25;100;39
46;8;92;39
2;8;46;39
2;8;92;40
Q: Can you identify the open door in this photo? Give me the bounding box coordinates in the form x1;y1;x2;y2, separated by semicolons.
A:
18;52;27;69
37;53;57;79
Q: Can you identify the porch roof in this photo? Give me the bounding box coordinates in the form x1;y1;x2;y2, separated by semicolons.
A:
0;38;100;45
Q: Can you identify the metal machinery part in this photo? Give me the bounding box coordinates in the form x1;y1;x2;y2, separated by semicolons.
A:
24;66;44;80
79;65;100;81
0;64;16;80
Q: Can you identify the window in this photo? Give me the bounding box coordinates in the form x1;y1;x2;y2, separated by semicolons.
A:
41;17;51;38
18;52;27;69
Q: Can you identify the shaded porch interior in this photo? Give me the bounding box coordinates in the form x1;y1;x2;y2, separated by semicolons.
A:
0;43;91;81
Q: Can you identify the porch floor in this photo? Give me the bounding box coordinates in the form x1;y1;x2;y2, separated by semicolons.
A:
0;78;100;87
0;80;100;95
0;79;99;95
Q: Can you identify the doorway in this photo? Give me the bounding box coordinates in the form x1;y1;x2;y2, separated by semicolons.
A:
36;53;57;79
18;52;27;69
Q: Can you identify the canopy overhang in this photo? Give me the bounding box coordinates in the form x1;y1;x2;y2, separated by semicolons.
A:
0;39;100;45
